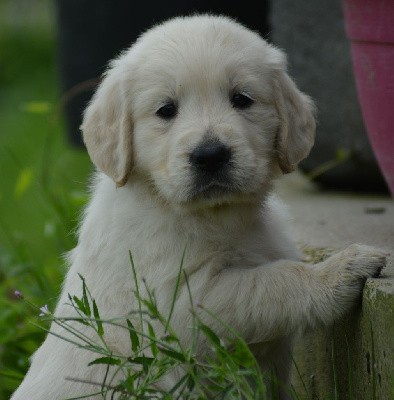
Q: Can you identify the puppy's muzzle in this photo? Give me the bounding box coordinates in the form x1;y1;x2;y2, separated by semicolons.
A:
188;139;235;199
189;141;232;174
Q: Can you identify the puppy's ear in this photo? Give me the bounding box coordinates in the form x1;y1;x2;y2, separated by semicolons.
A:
81;65;133;187
273;71;316;174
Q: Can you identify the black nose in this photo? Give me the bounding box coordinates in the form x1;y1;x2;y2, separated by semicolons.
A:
189;142;232;173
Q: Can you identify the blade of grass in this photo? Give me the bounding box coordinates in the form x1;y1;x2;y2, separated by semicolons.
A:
92;300;104;337
88;356;121;366
165;247;187;333
78;274;91;317
129;251;144;343
126;319;140;353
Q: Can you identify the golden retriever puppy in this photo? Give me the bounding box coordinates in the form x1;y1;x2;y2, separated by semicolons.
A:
12;15;386;400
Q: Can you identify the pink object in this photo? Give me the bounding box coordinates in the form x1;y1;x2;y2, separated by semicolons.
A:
343;0;394;196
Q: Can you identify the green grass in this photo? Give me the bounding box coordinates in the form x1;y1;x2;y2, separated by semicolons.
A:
0;2;91;397
15;264;270;400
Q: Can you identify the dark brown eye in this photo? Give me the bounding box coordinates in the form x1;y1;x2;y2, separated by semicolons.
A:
231;92;254;109
156;102;177;119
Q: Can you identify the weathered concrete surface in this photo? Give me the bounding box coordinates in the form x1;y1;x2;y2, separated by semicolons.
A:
276;172;394;399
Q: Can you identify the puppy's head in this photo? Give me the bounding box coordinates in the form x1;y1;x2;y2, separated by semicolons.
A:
81;15;315;207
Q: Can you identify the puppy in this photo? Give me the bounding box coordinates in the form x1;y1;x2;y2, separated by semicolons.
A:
12;15;386;400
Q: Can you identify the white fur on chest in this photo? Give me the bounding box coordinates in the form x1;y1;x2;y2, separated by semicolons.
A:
59;173;298;319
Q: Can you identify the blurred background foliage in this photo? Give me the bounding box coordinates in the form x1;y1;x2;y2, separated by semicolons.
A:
0;0;91;397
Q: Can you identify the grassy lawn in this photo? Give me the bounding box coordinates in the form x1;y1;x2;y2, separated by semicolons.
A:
0;1;91;397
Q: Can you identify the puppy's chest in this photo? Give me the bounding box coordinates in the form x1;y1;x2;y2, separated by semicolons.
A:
135;232;266;280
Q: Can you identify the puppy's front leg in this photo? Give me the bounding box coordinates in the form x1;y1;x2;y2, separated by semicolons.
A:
175;244;386;345
167;245;385;399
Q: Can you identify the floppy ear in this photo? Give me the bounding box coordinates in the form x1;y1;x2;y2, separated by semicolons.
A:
273;71;316;174
81;65;133;187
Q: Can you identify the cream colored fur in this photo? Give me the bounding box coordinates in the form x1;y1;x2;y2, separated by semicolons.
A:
12;15;386;400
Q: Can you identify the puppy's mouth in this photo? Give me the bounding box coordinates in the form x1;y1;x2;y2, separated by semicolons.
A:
188;175;239;200
188;169;244;201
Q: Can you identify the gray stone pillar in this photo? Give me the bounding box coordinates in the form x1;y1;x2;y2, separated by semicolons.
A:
271;0;388;192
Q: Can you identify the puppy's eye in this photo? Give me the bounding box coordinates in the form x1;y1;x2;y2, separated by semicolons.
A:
231;92;254;109
156;102;177;119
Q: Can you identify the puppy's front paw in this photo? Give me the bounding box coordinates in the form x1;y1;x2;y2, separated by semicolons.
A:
319;244;387;283
316;244;387;324
340;244;387;280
